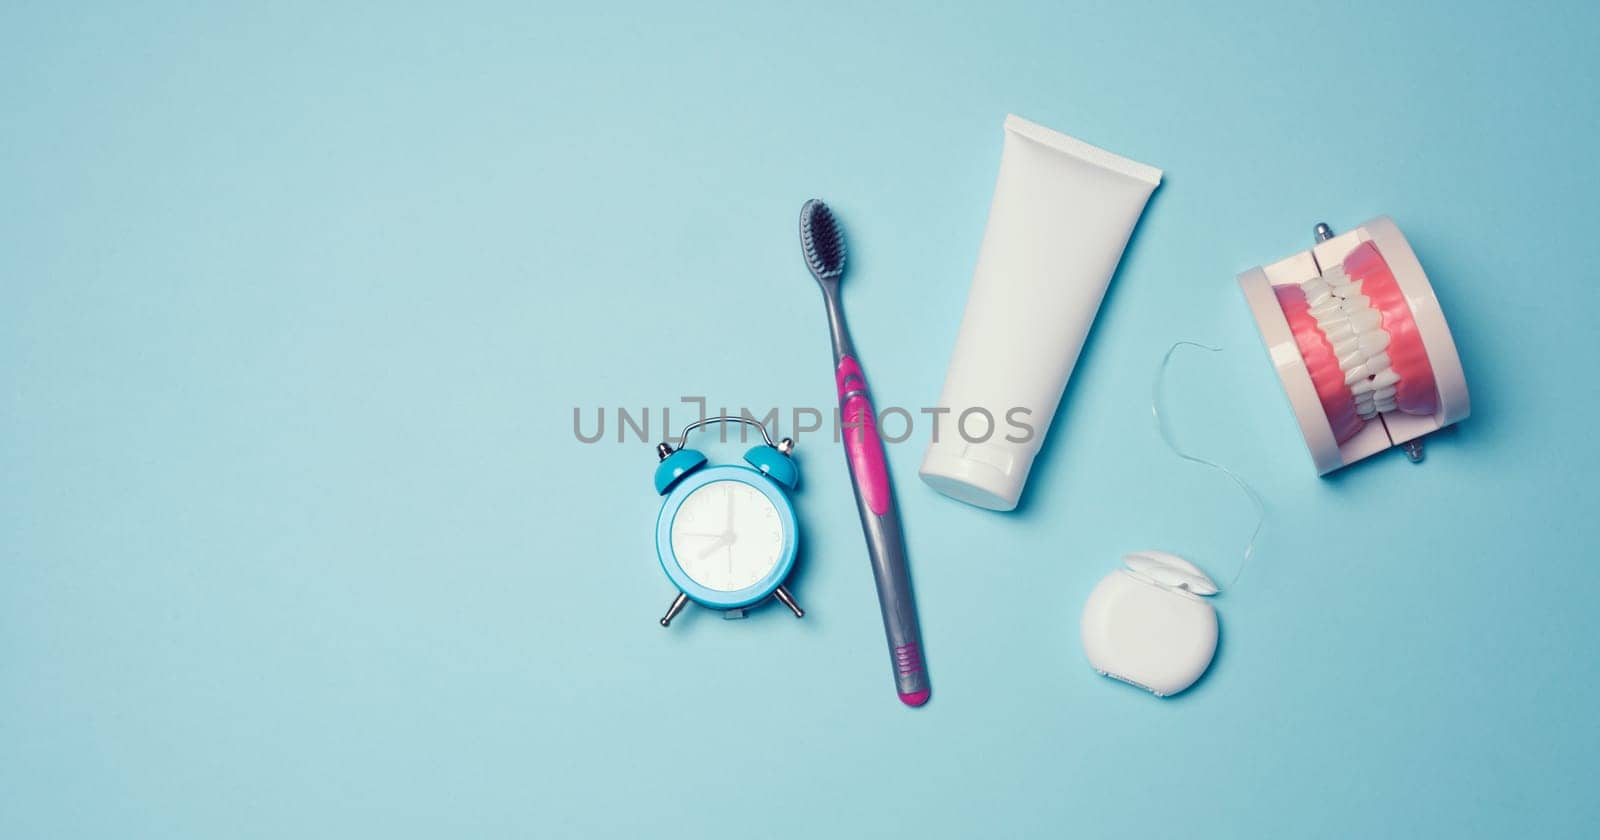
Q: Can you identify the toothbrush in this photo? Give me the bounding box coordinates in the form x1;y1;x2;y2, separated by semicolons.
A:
798;199;930;707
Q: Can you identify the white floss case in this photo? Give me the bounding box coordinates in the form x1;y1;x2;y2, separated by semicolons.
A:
1081;552;1218;698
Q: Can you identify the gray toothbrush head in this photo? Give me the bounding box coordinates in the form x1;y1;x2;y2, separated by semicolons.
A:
799;199;846;282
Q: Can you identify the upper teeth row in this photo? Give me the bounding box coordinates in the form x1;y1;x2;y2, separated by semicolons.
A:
1302;265;1398;418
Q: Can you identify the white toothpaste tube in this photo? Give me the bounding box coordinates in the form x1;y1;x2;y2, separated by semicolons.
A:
920;115;1161;511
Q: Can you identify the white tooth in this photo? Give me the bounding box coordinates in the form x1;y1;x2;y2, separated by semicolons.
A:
1374;400;1397;414
1355;392;1375;407
1347;308;1382;332
1338;350;1365;371
1329;280;1360;299
1357;405;1378;419
1358;330;1390;355
1351;379;1377;395
1320;319;1355;340
1373;385;1397;400
1301;278;1329;297
1340;294;1372;313
1310;299;1344;318
1333;336;1360;356
1364;352;1391;373
1307;289;1335;308
1321;267;1347;283
1371;368;1401;388
1345;366;1368;386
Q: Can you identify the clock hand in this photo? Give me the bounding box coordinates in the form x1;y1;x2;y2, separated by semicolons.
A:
698;533;732;560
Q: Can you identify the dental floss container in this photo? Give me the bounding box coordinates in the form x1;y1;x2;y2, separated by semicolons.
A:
1081;551;1218;697
1237;217;1470;474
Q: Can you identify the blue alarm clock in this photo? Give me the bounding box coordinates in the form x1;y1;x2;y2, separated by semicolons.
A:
654;416;805;626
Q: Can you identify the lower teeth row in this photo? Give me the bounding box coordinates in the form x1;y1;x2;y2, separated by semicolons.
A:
1303;265;1397;418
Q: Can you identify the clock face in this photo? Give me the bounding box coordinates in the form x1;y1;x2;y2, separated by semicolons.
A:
669;479;785;592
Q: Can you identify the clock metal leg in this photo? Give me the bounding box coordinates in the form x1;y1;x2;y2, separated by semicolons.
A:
774;586;804;619
660;592;690;627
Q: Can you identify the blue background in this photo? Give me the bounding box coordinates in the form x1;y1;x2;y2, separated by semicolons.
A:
4;1;1597;837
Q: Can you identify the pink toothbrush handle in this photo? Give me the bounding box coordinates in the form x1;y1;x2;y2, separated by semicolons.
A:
835;356;930;706
836;357;892;515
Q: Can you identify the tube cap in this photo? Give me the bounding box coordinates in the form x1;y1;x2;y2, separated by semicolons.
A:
919;441;1030;511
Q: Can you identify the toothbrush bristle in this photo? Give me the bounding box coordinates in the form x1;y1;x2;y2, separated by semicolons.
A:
800;199;846;280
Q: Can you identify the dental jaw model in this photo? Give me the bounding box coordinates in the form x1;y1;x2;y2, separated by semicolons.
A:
1238;217;1470;474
